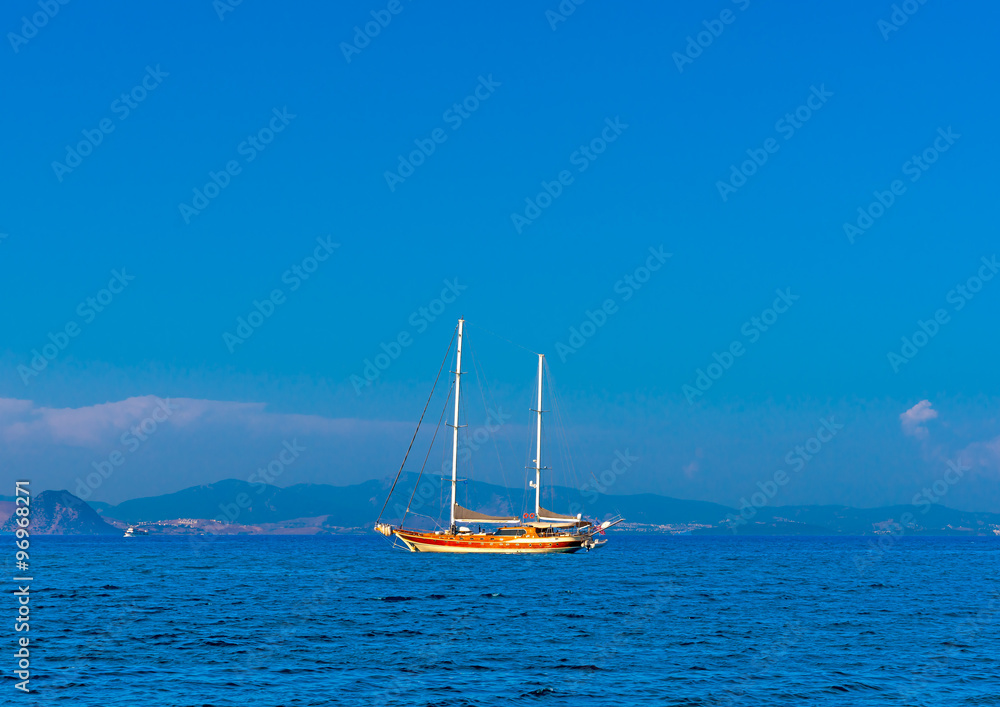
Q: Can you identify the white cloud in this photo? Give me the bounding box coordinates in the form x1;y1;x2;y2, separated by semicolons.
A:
900;399;938;439
683;447;704;479
0;396;385;448
0;396;414;503
958;435;1000;478
2;396;181;447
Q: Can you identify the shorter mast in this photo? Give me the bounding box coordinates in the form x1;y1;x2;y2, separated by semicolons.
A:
533;354;544;518
532;356;578;524
449;319;465;530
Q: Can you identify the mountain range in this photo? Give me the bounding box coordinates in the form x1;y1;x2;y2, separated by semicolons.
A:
2;475;999;536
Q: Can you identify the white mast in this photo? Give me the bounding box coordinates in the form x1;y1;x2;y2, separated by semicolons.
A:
449;319;465;530
533;353;544;518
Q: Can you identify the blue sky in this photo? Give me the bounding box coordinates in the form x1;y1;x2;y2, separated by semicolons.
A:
2;0;998;511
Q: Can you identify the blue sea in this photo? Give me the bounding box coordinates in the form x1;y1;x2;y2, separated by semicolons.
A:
10;534;1000;706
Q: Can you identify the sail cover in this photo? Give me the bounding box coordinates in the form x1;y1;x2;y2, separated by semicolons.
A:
537;506;579;521
453;503;520;523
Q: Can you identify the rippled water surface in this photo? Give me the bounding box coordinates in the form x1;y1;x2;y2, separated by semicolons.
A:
15;534;1000;705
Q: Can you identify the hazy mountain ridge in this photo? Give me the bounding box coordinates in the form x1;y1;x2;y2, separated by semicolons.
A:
86;476;1000;535
4;480;1000;535
0;490;119;535
107;478;389;525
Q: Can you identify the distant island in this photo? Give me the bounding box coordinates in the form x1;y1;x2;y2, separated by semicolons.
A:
0;490;119;535
2;475;999;537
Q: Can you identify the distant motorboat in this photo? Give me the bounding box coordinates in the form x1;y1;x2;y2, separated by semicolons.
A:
123;525;148;538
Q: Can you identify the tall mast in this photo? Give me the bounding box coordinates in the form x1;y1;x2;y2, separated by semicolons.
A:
449;319;465;529
534;353;544;518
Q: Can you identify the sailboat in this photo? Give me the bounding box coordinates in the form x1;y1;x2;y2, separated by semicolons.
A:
374;318;622;553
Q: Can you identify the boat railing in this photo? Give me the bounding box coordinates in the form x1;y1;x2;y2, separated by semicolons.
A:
587;514;624;536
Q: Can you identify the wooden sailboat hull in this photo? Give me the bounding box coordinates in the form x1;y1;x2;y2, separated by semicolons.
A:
393;529;586;554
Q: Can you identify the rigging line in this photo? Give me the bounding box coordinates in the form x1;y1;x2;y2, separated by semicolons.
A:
521;372;536;517
449;334;471;511
553;386;599;513
407;509;446;531
476;345;532;517
469;346;516;518
555;408;578;505
465;321;540;357
545;362;582;504
554;380;583;497
459;370;470;508
403;379;454;525
486;373;519;520
375;325;457;526
459;366;478;511
539;360;555;507
546;366;570;482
